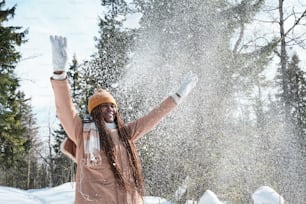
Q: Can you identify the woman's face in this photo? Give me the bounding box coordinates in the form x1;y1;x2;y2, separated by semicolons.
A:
100;103;117;123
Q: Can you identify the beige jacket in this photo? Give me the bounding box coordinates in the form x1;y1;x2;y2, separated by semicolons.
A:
51;79;177;204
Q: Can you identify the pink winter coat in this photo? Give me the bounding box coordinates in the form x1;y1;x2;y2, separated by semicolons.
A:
51;79;177;204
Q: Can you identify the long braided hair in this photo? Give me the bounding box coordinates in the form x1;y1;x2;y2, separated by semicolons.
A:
91;105;144;195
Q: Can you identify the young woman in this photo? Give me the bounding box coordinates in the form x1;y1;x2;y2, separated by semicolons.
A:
49;35;198;204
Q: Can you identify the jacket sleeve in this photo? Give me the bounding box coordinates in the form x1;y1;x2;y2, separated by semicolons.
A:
128;96;177;142
50;78;82;145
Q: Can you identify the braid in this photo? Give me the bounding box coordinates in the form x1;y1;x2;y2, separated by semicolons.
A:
91;105;144;195
91;106;126;189
117;115;144;195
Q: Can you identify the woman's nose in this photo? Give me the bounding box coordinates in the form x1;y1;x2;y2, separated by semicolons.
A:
106;105;113;111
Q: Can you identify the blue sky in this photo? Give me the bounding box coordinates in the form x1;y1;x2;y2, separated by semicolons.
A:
6;0;141;145
4;0;121;146
5;0;104;142
5;0;306;144
6;0;141;147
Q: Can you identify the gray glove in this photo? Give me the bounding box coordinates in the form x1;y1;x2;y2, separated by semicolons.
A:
50;35;67;72
176;71;198;98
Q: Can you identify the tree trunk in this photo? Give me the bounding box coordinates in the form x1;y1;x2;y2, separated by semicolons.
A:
48;121;54;187
278;0;290;118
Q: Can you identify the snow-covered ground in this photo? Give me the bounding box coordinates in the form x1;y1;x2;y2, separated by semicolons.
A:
0;182;169;204
0;182;284;204
0;183;75;204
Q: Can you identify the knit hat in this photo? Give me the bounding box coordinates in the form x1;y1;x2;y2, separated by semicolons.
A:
88;88;117;114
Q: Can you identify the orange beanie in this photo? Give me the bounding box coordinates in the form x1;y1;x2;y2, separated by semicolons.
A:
88;88;117;114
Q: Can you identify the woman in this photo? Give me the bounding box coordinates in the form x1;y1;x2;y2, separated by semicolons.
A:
49;35;198;204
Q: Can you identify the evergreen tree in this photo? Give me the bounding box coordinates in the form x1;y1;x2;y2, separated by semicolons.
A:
74;0;138;126
287;54;306;143
86;0;132;95
0;0;28;172
1;94;39;188
51;123;75;186
254;2;306;201
129;0;270;202
67;55;88;116
19;97;40;189
127;0;305;202
0;1;43;189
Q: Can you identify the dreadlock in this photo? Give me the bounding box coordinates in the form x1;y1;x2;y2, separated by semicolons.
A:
91;105;144;195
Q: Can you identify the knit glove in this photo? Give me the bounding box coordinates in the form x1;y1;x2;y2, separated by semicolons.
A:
50;35;67;79
172;71;198;104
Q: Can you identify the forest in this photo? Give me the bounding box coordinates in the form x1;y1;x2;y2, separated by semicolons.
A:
0;0;306;203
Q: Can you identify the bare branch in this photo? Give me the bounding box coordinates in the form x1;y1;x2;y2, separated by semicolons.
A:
238;36;271;53
233;20;245;54
253;18;278;24
34;148;50;165
274;49;281;57
20;54;43;61
284;9;306;37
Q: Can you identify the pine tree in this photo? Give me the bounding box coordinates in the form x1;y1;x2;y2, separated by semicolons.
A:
129;0;270;201
73;0;137;125
18;96;40;189
0;1;44;190
0;0;28;172
288;54;306;143
67;55;87;116
86;0;132;94
51;123;75;186
260;2;306;201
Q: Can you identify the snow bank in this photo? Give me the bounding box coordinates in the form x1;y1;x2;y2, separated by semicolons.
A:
252;186;284;204
0;182;75;204
198;190;224;204
0;183;285;204
0;182;170;204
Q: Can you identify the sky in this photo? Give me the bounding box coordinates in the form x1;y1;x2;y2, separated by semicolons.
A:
5;0;141;145
5;0;306;149
6;0;102;141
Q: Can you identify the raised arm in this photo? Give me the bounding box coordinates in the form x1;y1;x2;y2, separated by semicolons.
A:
130;71;198;141
50;35;81;144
